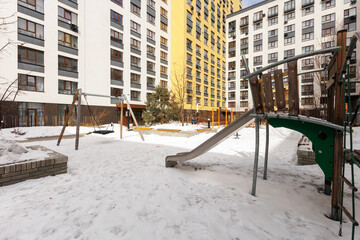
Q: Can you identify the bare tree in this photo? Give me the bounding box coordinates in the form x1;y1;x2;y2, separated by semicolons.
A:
170;61;196;126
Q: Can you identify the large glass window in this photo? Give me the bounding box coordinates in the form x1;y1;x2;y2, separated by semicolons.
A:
58;7;78;25
58;56;78;72
18;74;44;92
18;0;44;13
18;46;44;65
58;31;78;49
18;18;44;39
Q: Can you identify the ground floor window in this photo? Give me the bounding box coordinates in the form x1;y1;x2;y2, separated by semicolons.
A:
57;104;75;126
18;102;44;127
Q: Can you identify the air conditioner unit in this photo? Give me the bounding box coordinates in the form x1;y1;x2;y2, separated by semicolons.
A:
284;20;288;24
262;13;266;17
232;36;236;39
284;33;288;37
350;15;356;20
351;0;356;3
191;6;194;10
245;31;248;35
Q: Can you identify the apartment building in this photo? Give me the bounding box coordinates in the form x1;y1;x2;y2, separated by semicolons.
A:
0;0;170;127
171;0;241;116
226;0;359;113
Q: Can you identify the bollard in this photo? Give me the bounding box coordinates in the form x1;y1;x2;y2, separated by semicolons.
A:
207;118;210;128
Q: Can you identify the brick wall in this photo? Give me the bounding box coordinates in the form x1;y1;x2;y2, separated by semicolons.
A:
0;146;68;187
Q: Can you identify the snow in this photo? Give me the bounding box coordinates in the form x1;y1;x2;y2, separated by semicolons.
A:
0;138;50;165
0;124;359;239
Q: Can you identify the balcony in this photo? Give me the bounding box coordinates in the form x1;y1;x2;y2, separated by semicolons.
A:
228;86;236;90
131;83;141;89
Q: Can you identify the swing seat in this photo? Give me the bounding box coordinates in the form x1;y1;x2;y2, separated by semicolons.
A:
93;130;114;135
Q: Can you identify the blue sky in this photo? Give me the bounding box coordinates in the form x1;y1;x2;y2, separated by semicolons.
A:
242;0;265;8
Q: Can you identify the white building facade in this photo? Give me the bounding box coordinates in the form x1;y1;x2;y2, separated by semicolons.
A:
226;0;359;113
0;0;170;127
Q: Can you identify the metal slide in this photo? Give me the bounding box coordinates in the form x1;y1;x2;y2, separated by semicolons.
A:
165;108;255;167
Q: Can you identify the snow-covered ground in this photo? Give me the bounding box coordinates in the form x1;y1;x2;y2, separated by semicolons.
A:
0;124;359;240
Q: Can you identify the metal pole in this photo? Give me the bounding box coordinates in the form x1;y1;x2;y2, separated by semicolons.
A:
212;108;214;128
120;100;123;139
243;46;341;80
251;117;260;196
127;110;130;130
263;118;269;180
75;88;82;150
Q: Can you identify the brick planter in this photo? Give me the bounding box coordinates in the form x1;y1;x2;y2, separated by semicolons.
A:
0;146;68;187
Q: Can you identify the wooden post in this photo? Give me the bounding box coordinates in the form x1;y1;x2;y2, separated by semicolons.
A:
120;100;123;139
263;73;274;112
124;95;144;141
274;69;286;111
330;30;347;221
231;109;233;123
225;108;228;126
212;108;214;128
249;76;264;113
287;61;299;116
57;89;79;146
75;88;82;150
218;108;220;128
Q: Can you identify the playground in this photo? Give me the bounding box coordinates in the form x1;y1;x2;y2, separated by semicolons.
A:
0;124;359;239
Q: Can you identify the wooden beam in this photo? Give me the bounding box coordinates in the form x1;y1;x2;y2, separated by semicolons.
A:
249;76;264;114
57;89;79;146
274;69;286;111
262;73;274;112
124;95;144;141
287;61;299;116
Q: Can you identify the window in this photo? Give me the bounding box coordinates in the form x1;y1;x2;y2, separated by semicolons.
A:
131;73;141;84
268;17;278;26
322;27;335;37
253;11;263;22
59;80;77;95
302;6;314;16
131;3;141;16
147;29;155;41
111;0;123;7
111;29;123;44
18;18;44;39
160;7;167;18
111;68;123;81
322;0;335;10
58;7;78;25
147;0;156;8
302;32;314;41
322;13;335;23
130;38;141;50
160;65;167;75
147;13;155;24
268;6;278;17
131;91;140;101
147;61;155;71
147;45;155;55
160;36;167;47
285;36;295;45
284;12;295;21
344;8;357;32
131;56;140;67
322;41;335;49
147;77;155;87
254;56;262;65
130;20;141;33
18;46;44;65
284;49;295;58
111;87;123;98
111;49;123;62
302;45;314;53
302;19;314;29
268;53;278;62
58;56;77;72
302;58;314;70
58;31;78;49
18;74;44;92
269;40;278;49
111;10;123;25
254;22;263;31
160;22;167;32
18;0;44;13
284;24;295;33
160;51;167;61
284;0;295;12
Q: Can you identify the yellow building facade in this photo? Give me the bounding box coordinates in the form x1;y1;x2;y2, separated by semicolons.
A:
171;0;242;112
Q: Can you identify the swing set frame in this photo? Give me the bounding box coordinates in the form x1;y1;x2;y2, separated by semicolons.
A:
56;88;144;150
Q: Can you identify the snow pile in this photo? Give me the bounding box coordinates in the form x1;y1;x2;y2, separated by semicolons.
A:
151;122;205;131
0;138;50;165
